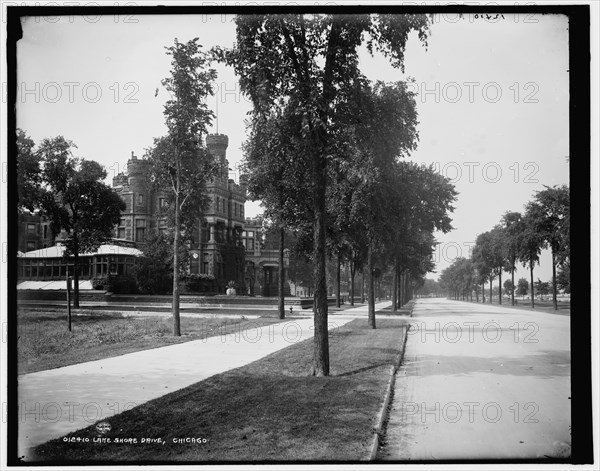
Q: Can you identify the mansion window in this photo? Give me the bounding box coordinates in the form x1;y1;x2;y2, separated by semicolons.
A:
202;253;209;275
135;219;146;242
117;218;126;239
26;223;36;235
138;194;144;205
95;256;134;277
242;231;255;252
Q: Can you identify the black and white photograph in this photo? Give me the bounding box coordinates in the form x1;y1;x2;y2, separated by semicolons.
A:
1;1;596;468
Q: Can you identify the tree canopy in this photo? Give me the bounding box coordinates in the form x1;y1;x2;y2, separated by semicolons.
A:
16;128;41;215
32;135;125;307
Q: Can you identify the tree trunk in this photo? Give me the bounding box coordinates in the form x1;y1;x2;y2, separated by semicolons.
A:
398;271;403;307
361;271;365;303
552;251;558;310
530;261;535;309
335;253;341;308
350;260;355;306
511;267;515;306
72;240;80;309
489;276;493;304
367;243;376;329
172;155;181;337
311;154;329;376
392;259;398;312
278;226;285;320
400;269;404;306
498;270;502;305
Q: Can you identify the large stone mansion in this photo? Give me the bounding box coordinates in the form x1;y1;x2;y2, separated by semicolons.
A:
17;133;288;296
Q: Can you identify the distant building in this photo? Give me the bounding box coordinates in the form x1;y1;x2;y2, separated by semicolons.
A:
17;241;141;281
17;212;53;253
242;217;290;297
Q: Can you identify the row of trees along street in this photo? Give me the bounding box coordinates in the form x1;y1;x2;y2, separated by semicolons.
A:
17;14;459;376
220;14;457;376
439;185;570;310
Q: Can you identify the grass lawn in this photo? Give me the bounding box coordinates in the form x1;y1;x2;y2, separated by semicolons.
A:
19;304;313;317
31;318;408;463
17;309;288;375
379;301;414;314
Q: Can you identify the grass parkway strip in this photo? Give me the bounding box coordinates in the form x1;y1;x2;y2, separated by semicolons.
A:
17;309;288;375
29;318;409;463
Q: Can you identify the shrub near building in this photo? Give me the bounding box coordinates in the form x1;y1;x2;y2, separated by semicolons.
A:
181;273;218;294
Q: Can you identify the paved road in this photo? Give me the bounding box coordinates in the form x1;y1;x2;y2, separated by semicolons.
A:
382;298;571;460
17;301;390;459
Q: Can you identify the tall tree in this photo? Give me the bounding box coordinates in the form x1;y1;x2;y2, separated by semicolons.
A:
535;278;550;299
473;231;496;304
152;38;217;336
501;211;524;306
241;104;313;320
220;14;431;375
517;212;543;309
556;260;570;294
390;162;456;304
488;225;507;305
36;136;125;308
338;82;424;328
526;185;569;310
503;278;514;299
516;277;529;299
16;128;41;215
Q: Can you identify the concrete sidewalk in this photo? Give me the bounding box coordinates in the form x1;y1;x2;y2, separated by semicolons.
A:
18;301;391;458
382;298;571;460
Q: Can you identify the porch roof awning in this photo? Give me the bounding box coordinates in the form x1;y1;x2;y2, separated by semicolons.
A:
18;243;143;259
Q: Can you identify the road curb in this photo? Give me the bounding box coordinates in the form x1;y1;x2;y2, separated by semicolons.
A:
368;317;412;461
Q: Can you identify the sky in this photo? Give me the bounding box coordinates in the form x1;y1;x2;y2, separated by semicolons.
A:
13;10;571;283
